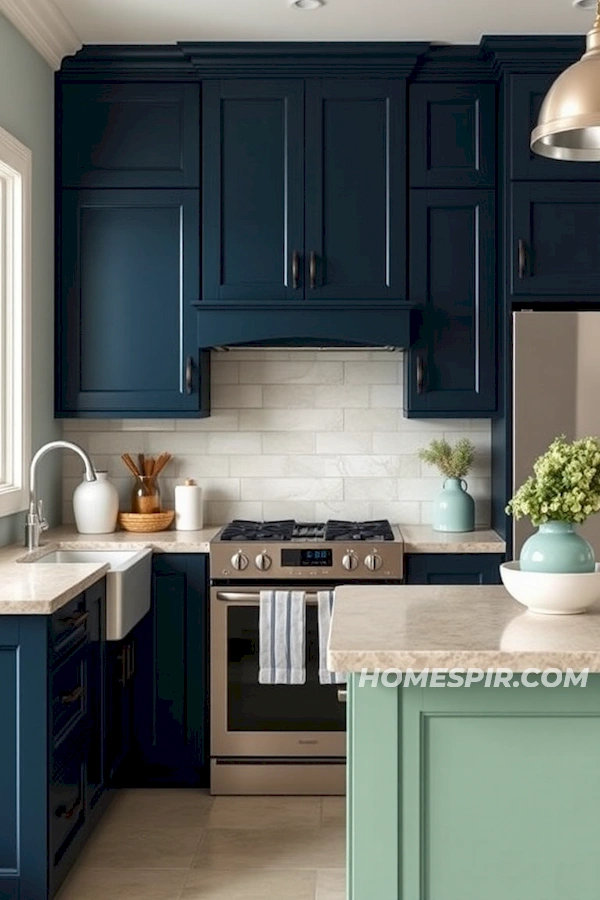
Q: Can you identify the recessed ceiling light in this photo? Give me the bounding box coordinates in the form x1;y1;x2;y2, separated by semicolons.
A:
573;0;596;9
290;0;325;9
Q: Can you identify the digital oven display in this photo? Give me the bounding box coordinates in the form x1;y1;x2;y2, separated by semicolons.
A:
281;549;333;568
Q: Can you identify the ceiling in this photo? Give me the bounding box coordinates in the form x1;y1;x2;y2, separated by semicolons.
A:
52;0;589;46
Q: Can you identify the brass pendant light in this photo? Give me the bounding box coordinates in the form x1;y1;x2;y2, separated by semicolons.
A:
531;0;600;161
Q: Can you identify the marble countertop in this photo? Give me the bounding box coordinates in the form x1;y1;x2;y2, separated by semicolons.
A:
400;525;505;554
329;584;600;672
0;523;503;616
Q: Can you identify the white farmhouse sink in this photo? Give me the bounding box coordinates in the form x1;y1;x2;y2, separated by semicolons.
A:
35;548;152;640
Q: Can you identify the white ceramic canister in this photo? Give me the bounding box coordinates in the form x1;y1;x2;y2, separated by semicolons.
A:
73;471;119;534
175;479;204;531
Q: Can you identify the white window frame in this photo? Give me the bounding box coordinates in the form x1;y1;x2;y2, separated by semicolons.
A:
0;126;31;517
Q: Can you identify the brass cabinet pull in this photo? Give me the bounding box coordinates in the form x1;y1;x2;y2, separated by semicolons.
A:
61;611;88;629
518;239;527;280
292;250;300;289
185;356;193;394
309;251;317;290
416;355;425;395
56;799;82;820
61;685;83;705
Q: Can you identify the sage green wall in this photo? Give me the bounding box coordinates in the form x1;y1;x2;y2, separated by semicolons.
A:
0;13;60;547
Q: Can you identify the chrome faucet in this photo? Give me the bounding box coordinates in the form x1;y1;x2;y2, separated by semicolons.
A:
25;440;96;551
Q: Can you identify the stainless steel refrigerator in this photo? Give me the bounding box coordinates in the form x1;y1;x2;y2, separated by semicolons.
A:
513;311;600;559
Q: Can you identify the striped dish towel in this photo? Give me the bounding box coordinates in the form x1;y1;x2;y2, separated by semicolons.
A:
317;590;346;685
259;590;306;685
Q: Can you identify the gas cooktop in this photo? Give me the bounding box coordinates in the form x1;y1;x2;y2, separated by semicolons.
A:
218;519;395;542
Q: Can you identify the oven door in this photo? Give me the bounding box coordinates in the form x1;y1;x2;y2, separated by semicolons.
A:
210;586;346;758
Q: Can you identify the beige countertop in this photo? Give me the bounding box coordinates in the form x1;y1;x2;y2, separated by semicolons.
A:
0;523;503;616
329;584;600;672
400;525;505;554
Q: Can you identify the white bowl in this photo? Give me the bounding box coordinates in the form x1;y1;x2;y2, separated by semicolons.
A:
500;561;600;615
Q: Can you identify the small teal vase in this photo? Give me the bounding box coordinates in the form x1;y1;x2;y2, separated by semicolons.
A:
432;478;475;533
520;521;595;573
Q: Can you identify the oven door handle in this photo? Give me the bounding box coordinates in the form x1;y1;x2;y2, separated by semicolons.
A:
216;591;320;603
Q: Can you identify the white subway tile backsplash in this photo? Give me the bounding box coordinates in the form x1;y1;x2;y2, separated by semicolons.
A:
344;409;399;432
241;478;344;502
240;360;344;385
240;408;343;432
61;350;493;527
315;433;372;455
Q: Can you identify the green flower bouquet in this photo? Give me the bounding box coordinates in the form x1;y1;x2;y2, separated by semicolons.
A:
507;435;600;526
506;435;600;575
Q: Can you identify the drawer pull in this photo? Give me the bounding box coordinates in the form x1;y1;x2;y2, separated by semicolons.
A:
60;611;88;629
292;249;300;289
416;355;425;395
518;238;527;280
337;689;348;703
309;250;317;290
61;686;83;705
56;800;82;820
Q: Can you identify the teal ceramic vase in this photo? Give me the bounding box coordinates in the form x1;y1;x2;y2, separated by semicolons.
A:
520;521;595;573
432;478;475;533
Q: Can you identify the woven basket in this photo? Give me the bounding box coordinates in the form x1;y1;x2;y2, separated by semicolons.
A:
118;510;175;533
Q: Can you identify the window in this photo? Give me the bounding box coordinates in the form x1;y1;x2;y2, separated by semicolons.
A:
0;126;31;517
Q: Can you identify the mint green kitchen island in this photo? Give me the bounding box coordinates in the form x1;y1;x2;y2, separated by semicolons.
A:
330;585;600;900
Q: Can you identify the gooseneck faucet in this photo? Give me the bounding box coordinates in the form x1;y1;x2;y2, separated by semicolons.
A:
25;440;96;551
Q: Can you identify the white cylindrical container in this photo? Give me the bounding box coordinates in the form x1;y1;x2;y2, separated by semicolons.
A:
73;471;119;534
175;479;204;531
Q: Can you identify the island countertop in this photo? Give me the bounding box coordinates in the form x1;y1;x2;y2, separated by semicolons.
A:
328;584;600;672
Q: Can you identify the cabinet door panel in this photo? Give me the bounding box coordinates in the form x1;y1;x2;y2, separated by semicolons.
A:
405;554;503;585
410;83;496;188
60;83;200;188
133;555;208;785
305;79;406;302
58;189;207;417
405;190;496;416
508;73;600;181
202;80;304;304
511;182;600;298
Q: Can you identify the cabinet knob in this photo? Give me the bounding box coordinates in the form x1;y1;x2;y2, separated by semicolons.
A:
416;355;425;395
518;239;527;280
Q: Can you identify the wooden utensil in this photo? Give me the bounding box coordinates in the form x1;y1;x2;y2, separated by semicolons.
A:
121;453;141;477
153;452;172;477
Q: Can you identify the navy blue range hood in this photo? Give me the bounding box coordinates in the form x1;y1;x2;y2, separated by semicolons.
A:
196;304;413;350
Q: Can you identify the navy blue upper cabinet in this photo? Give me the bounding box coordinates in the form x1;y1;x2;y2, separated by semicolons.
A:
304;79;406;301
410;83;496;188
202;80;304;304
60;83;200;188
405;190;496;417
57;188;209;418
508;74;600;181
510;182;600;299
202;78;406;305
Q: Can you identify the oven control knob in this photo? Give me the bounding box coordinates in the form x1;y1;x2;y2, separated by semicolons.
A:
365;552;383;572
255;552;272;571
231;551;249;571
342;552;359;571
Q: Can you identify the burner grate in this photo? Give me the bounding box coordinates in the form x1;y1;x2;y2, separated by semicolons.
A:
324;519;395;542
220;519;295;542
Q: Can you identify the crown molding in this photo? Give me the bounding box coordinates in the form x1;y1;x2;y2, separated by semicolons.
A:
0;0;81;70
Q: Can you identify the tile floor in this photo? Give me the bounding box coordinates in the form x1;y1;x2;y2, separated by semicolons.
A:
57;791;346;900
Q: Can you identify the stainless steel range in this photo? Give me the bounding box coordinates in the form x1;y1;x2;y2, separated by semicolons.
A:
209;519;404;795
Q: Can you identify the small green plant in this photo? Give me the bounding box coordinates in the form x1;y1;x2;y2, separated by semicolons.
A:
507;435;600;526
418;438;475;480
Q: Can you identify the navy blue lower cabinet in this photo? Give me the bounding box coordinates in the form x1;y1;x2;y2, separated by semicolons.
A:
131;554;208;786
57;188;210;418
404;189;496;417
404;553;504;585
105;636;136;785
0;579;109;900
